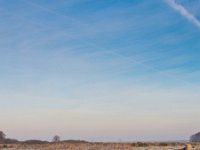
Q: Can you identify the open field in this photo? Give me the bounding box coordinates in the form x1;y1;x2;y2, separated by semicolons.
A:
0;143;200;150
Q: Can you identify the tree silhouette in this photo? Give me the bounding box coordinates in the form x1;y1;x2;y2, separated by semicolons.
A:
0;131;6;143
52;135;60;143
190;132;200;142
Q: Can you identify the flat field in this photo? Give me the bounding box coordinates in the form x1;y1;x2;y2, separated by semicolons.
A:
0;142;200;150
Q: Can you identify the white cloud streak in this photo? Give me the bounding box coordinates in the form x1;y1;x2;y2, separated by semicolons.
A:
165;0;200;28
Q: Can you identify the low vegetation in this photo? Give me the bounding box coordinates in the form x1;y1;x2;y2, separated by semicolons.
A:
0;130;199;149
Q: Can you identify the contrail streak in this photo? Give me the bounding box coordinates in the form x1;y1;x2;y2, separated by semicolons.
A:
165;0;200;28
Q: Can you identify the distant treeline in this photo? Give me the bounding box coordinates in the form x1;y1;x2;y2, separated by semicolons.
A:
19;139;88;144
1;130;200;144
0;131;88;144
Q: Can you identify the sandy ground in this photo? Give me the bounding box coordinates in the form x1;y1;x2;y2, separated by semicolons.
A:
0;143;200;150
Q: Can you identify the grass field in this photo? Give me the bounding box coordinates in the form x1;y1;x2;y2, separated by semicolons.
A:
0;142;199;150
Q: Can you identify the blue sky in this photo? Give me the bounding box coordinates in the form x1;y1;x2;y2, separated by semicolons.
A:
0;0;200;141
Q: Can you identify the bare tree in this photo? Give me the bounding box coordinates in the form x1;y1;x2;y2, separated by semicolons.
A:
0;131;6;143
52;135;60;143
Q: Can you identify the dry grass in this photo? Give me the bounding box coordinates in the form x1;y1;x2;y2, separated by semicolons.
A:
0;142;199;150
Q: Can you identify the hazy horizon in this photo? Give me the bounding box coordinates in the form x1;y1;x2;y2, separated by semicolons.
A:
1;0;200;142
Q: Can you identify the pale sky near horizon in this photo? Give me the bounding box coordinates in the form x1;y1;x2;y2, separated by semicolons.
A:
0;0;200;142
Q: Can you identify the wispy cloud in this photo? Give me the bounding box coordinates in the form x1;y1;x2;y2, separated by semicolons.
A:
165;0;200;28
18;0;197;87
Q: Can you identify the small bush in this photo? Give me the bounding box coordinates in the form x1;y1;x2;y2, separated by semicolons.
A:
158;142;168;146
136;142;149;147
131;143;136;146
